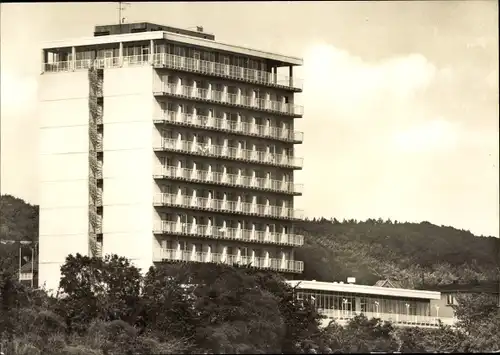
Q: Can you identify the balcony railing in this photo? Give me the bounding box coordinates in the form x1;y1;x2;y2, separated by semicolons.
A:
153;248;304;273
152;53;303;91
43;55;149;73
153;193;304;220
318;309;456;328
43;53;303;91
155;138;303;169
154;165;303;195
19;272;34;281
156;110;303;143
155;83;304;117
154;220;304;246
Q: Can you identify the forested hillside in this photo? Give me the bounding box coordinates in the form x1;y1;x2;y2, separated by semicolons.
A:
0;194;38;242
1;194;498;288
296;218;499;288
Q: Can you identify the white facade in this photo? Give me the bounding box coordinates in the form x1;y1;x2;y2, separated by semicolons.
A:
38;71;91;292
38;25;304;291
101;66;156;273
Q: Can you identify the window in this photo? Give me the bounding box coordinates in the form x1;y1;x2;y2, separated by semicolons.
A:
164;240;173;249
178;241;188;250
446;294;457;305
155;44;166;54
174;46;186;57
360;298;368;312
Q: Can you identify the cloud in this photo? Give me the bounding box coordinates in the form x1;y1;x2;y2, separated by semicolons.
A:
301;43;436;122
391;119;460;154
294;43;498;237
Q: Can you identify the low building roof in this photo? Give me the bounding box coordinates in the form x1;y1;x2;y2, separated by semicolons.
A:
287;280;441;300
422;281;499;294
374;279;403;288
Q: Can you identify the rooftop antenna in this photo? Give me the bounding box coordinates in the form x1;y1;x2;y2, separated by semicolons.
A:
118;2;131;32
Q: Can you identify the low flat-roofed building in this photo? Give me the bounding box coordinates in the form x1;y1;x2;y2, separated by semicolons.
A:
287;280;456;328
423;281;500;319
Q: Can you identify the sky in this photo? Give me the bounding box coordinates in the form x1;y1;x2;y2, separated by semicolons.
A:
0;1;498;237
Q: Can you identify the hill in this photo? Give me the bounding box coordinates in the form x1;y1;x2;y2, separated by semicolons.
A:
0;194;38;242
0;195;498;288
295;217;499;287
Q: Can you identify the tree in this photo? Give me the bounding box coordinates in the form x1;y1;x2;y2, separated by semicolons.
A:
393;324;467;353
453;293;498;334
57;254;142;333
173;264;285;354
453;293;500;352
140;264;197;342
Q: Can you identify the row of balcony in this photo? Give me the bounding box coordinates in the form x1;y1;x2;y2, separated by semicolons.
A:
153;53;302;91
154;166;302;195
319;310;455;328
155;138;303;169
42;54;303;91
155;110;303;143
155;83;303;117
153;248;304;273
153;193;303;220
154;220;303;246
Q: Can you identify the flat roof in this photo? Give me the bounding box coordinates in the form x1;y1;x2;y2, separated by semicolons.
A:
422;281;500;294
287;280;441;300
94;22;215;41
42;31;303;66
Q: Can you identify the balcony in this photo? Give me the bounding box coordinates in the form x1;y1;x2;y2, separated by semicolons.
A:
318;309;456;329
154;220;304;247
152;53;303;92
154;83;304;117
154;138;303;169
154;110;303;144
43;54;303;92
153;193;304;221
154;165;303;196
42;56;148;73
153;248;304;273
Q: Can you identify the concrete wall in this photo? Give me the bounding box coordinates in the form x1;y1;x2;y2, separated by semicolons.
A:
430;294;455;318
38;71;90;293
102;66;155;274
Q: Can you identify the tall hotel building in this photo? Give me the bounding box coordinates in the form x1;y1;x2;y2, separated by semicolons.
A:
38;22;304;291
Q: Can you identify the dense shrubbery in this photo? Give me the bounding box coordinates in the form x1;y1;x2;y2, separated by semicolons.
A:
1;253;499;354
1;195;499;353
0;253;327;354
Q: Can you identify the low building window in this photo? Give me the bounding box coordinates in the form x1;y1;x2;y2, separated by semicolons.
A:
446;294;456;305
